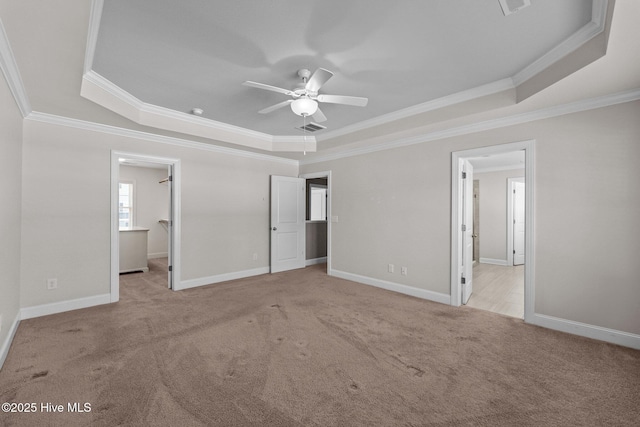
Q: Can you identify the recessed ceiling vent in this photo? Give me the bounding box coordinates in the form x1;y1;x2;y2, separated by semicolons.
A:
296;122;326;132
499;0;530;16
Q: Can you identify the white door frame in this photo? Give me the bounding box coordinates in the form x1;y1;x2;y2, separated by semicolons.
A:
300;171;332;275
111;151;181;302
451;140;535;322
460;159;474;304
507;177;525;266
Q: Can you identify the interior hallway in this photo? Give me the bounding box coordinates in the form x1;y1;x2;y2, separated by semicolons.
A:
466;263;524;319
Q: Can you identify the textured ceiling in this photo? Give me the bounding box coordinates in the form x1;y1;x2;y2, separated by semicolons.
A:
92;0;592;137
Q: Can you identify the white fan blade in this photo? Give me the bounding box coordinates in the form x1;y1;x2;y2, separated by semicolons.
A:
259;100;293;114
317;94;368;107
312;108;327;123
306;68;334;92
243;81;292;96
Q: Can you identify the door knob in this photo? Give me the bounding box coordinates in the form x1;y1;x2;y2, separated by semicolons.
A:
272;227;277;231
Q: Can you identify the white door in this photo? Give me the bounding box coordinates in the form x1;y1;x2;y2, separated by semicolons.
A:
166;166;173;289
513;181;525;266
270;175;306;273
461;160;474;304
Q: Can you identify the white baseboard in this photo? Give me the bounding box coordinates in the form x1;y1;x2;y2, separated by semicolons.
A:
0;312;20;371
177;267;270;291
480;258;508;266
530;313;640;350
148;252;168;259
20;293;111;320
330;269;451;305
306;257;327;266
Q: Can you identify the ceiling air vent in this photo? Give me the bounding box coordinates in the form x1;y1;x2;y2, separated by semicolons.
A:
499;0;530;16
296;122;326;132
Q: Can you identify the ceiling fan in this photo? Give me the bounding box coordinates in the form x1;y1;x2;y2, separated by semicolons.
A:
243;68;368;123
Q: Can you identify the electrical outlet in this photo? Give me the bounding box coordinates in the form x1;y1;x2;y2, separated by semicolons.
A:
401;267;408;276
47;278;58;290
252;253;258;261
388;264;394;273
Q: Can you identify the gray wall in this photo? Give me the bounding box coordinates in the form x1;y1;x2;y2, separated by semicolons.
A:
0;69;23;359
19;119;297;308
301;100;640;336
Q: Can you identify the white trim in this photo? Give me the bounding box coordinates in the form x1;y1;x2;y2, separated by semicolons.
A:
507;177;525;266
331;269;451;306
112;151;182;301
451;140;535;324
305;257;327;266
479;258;508;266
81;71;316;153
148;252;169;259
531;313;640;350
300;88;640;166
20;294;111;320
316;79;515;142
83;0;103;74
300;171;332;275
0;312;20;370
512;0;609;86
178;267;270;291
26;111;297;166
0;16;32;117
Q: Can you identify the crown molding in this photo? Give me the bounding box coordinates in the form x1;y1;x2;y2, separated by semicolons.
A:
81;70;316;152
0;16;32;117
300;87;640;165
25;111;298;166
512;0;609;86
83;0;103;74
81;1;607;152
315;78;516;142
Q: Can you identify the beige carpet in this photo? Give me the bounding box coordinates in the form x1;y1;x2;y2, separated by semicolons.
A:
1;261;639;426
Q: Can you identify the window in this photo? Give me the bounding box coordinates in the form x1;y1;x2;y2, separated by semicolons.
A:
309;185;327;221
119;181;134;229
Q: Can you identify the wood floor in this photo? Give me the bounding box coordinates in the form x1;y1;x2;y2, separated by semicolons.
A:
466;262;524;319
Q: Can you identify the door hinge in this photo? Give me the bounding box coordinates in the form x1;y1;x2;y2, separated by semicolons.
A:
462;171;467;179
462;224;467;232
169;265;173;272
461;276;466;284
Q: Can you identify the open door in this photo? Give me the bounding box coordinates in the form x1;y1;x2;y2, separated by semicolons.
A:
270;175;306;273
513;181;525;266
166;165;174;289
461;159;474;304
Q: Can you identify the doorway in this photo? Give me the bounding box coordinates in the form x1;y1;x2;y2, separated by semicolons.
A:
451;141;534;322
111;151;181;302
301;171;331;274
269;172;331;275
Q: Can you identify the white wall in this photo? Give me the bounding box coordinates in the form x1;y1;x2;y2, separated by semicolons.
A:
119;165;169;258
0;70;23;365
302;100;640;336
474;169;524;263
19;119;297;309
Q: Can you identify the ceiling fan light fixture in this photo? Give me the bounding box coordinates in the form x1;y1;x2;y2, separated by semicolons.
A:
291;98;318;117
